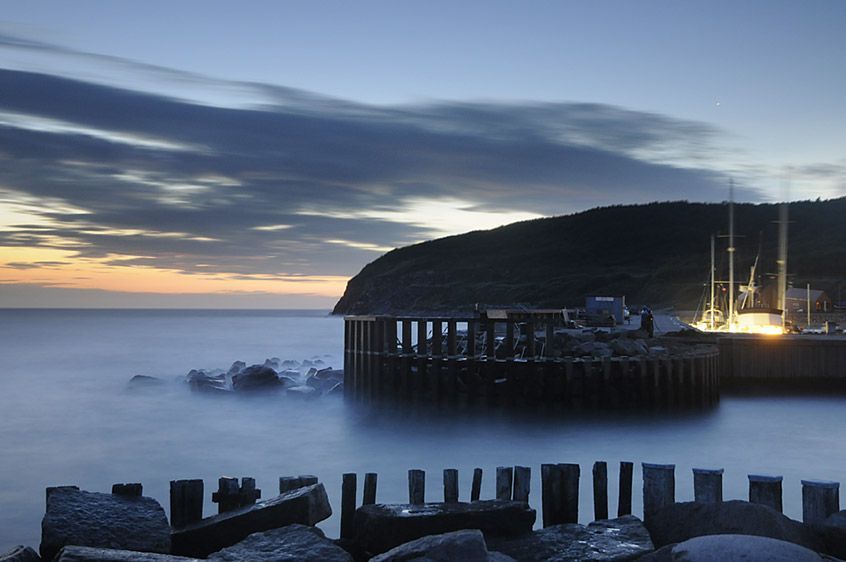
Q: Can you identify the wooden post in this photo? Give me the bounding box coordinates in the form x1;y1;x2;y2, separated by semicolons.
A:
448;320;457;356
560;463;580;525
239;477;261;507
279;475;318;494
593;461;608;521
541;463;580;527
341;473;356;540
692;468;723;503
496;466;514;500
643;463;675;521
169;479;203;528
802;480;840;524
526;321;536;358
409;469;425;504
544;322;554;357
432;320;443;356
748;474;783;513
485;320;496;357
363;473;378;505
402;320;413;353
471;468;483;502
467;320;477;356
212;477;241;514
513;466;531;503
417;320;428;355
443;468;459;503
505;321;515;357
111;483;142;497
618;461;633;516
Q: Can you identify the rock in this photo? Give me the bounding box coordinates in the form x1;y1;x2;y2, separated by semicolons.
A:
645;500;822;552
815;510;846;559
610;339;648;357
354;500;536;556
40;487;170;561
207;524;352;562
325;381;343;395
286;385;318;399
0;545;40;562
370;529;514;562
185;370;228;393
279;360;300;369
644;534;832;562
305;369;343;393
171;483;332;558
127;375;165;388
487;515;653;561
231;364;281;392
227;361;246;377
263;357;282;370
54;546;199;562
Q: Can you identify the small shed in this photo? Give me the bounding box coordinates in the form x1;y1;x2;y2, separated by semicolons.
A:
585;296;626;324
784;288;832;312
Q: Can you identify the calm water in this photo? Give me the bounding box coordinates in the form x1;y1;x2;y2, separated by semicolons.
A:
1;309;845;551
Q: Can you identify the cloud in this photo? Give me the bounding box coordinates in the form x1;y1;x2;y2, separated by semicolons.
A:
0;60;766;289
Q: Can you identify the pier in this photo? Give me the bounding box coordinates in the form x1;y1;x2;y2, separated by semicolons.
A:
343;314;719;408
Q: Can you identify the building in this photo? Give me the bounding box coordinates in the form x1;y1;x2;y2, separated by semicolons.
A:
784;288;832;312
585;295;626;325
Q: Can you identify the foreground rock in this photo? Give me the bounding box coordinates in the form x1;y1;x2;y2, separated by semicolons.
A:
370;529;515;562
54;546;199;562
232;364;282;392
171;483;332;557
207;524;352;562
645;500;822;551
354;500;536;556
40;487;170;561
488;515;652;562
637;534;839;562
0;546;39;562
817;510;846;560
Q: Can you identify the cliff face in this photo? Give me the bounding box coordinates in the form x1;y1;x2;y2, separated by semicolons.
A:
333;199;846;315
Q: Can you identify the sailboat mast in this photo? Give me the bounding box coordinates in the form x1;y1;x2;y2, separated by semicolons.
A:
728;180;735;330
777;201;788;324
710;234;716;331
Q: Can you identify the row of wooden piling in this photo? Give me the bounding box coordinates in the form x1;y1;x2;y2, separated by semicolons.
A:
337;462;842;538
719;335;846;380
344;316;719;408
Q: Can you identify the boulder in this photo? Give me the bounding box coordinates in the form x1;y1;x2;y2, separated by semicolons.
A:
127;375;165;389
370;529;514;562
354;500;536;556
54;546;199;562
487;515;653;561
645;500;822;551
207;524;352;562
610;339;648;357
40;487;170;561
639;534;834;562
263;357;282;370
185;370;228;393
171;483;332;558
227;361;246;377
231;364;281;392
0;546;40;562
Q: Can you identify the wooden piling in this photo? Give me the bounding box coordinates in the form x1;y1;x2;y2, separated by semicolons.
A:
409;469;425;504
239;477;261;507
692;468;723;503
802;480;840;524
212;477;241;514
341;473;357;540
417;320;428;355
618;461;633;516
642;463;675;521
111;483;142;497
748;474;783;513
447;320;457;356
471;468;483;502
279;475;318;494
443;468;459;503
402;320;413;353
485;320;496;357
593;461;608;521
513;466;531;503
169;479;203;529
467;321;477;356
432;320;443;356
541;463;580;527
526;321;536;358
544;322;554;358
496;466;514;501
363;472;378;505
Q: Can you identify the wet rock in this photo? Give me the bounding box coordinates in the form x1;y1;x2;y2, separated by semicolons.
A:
227;361;246;377
40;487;170;561
354;500;536;556
127;375;165;389
54;546;199;562
263;357;282;370
645;500;822;551
279;360;300;369
610;339;648;357
207;524;352;562
286;385;318;399
638;534;832;562
306;369;344;393
0;545;40;562
370;529;514;562
488;515;653;562
231;364;281;392
815;510;846;559
185;370;228;393
171;483;332;558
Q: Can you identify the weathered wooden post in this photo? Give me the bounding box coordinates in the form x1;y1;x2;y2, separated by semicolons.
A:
802;480;839;524
513;466;531;503
496;466;514;500
363;473;378;505
748;474;783;513
432;320;443;356
544;322;554;358
485;319;496;357
467;320;477;356
525;321;536;358
170;479;203;528
417;320;428;355
505;321;515;357
692;468;723;503
239;477;261;507
443;469;459;503
402;319;413;353
212;477;241;513
409;469;425;504
447;320;457;356
541;463;580;527
279;475;318;493
471;468;483;502
341;473;356;539
618;461;634;516
593;461;608;520
112;483;142;497
643;463;675;520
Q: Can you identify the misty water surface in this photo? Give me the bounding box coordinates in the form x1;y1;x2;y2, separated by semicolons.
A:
1;309;845;551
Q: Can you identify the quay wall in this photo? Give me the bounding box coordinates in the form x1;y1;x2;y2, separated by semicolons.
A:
718;335;846;380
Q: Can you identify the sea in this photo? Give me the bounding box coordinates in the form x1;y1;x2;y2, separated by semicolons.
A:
1;308;845;552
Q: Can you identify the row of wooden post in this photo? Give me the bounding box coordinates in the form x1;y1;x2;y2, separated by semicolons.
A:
338;462;842;539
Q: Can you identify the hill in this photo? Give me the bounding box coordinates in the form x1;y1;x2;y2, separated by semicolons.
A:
332;198;846;315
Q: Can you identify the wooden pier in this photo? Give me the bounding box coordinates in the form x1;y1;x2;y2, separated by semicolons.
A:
343;315;719;408
719;334;846;380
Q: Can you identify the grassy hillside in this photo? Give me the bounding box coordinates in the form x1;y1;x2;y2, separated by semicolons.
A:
333;198;846;315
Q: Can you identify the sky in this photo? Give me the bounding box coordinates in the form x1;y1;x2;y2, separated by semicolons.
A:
0;0;844;308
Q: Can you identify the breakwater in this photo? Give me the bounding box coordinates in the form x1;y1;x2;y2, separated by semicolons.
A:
719;334;846;381
343;315;719;408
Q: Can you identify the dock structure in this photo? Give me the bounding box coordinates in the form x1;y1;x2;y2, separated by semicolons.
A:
719;334;846;381
343;314;719;408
